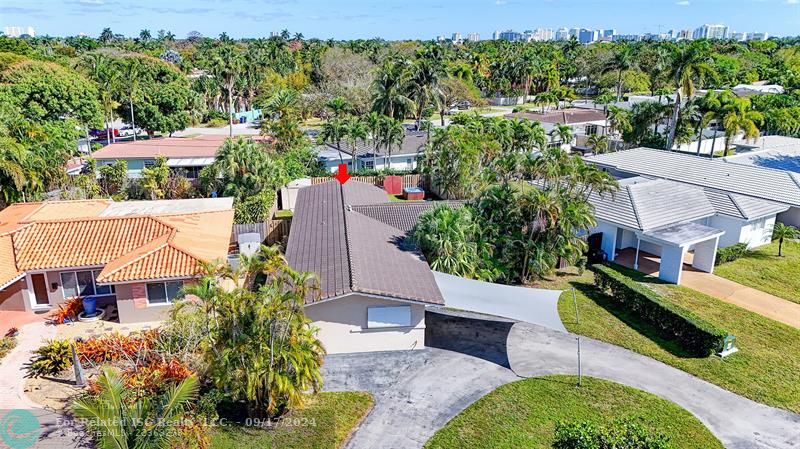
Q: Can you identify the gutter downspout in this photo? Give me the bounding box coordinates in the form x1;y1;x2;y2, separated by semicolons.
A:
633;235;641;271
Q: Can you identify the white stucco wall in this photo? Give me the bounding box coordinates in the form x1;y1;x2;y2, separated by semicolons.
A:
592;221;618;261
740;216;775;248
691;237;719;273
304;294;426;354
778;207;800;228
659;245;686;284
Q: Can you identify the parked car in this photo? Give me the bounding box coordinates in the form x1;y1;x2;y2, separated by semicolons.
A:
89;128;120;139
455;100;472;110
118;125;142;137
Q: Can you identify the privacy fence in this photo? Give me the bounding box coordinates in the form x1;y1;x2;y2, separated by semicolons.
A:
311;174;427;189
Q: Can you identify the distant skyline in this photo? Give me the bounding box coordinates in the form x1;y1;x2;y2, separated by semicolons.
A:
2;0;799;40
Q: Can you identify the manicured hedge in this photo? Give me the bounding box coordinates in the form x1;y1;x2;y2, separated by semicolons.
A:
715;243;749;265
592;264;729;357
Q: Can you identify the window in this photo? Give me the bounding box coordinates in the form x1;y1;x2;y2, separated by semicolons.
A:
547;141;562;149
406;158;413;169
145;281;184;305
60;270;115;298
143;159;156;167
364;160;375;170
585;124;598;136
367;306;412;328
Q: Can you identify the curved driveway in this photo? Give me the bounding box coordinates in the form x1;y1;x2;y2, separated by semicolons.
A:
323;322;800;449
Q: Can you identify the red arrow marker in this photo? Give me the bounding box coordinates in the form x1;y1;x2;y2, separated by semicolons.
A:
334;163;351;185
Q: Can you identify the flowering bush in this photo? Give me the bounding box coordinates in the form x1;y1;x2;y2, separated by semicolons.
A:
51;297;83;324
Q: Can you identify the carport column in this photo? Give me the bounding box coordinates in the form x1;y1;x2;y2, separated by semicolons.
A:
691;236;720;274
596;221;618;262
659;245;687;285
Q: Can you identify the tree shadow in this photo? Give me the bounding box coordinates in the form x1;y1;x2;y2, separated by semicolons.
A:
572;281;701;359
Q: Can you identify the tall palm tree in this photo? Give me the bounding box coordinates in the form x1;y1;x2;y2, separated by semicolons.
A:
721;96;763;156
81;53;120;143
604;43;636;102
72;367;199;449
319;118;348;163
407;57;442;130
99;28;113;43
121;58;141;141
344;117;368;170
210;44;244;137
665;44;717;150
379;116;405;170
138;29;151;42
607;105;632;141
772;222;798;257
364;112;383;170
551;123;573;148
326;96;350;119
371;56;413;120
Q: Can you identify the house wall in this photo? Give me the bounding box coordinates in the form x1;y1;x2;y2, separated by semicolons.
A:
710;215;744;248
617;228;639;250
591;221;618;261
0;279;27;312
639;240;662;257
115;282;172;324
323;155;419;173
691;237;719;273
777;206;800;228
710;214;775;249
304;294;426;354
659;245;686;284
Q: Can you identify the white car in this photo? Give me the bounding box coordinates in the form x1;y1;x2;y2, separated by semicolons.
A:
119;126;142;138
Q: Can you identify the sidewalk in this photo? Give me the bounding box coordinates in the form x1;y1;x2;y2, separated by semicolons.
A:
0;322;87;448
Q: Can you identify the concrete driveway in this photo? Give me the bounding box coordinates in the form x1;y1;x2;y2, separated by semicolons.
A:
324;318;800;449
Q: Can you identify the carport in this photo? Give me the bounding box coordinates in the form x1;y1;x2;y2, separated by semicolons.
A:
627;222;724;284
432;271;566;332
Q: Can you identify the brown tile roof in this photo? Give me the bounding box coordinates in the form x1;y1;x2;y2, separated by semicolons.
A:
285;181;443;305
506;108;606;125
351;201;465;233
91;135;227;160
0;199;234;287
341;180;392;206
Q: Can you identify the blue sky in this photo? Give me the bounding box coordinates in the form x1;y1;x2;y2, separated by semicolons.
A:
2;0;799;40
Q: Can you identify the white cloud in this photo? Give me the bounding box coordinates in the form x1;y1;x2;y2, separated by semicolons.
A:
676;0;690;5
495;0;507;5
78;0;105;4
787;0;799;5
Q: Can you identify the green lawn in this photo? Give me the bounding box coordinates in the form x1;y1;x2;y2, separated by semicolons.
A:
275;209;294;219
211;392;373;449
425;376;722;449
714;240;800;304
534;266;800;414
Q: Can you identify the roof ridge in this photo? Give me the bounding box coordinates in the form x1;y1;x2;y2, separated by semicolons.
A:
96;233;172;281
23;214;173;226
727;192;749;220
143;209;234;219
338;183;356;292
625;184;645;230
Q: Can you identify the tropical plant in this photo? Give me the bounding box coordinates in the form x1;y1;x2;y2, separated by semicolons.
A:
414;204;483;278
344;116;368;169
587;134;609;153
604;43;636;102
772;222;799;257
140;155;170;200
371;55;413;120
73;367;200;449
551;123;574;147
721;96;763;156
319;117;348;163
26;339;73;377
665;43;717;150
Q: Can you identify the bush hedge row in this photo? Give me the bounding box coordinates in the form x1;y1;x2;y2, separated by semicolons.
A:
715;243;749;265
592;264;729;357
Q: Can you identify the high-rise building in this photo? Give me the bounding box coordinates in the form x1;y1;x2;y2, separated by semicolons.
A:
748;32;768;41
467;32;480;42
601;29;616;40
498;30;524;42
451;32;462;42
578;28;598;44
555;28;570;40
731;31;747;41
3;26;22;37
25;26;35;37
693;24;729;40
492;30;500;40
530;28;554;41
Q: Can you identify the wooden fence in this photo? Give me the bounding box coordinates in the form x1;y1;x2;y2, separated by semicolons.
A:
311;174;426;189
231;197;290;246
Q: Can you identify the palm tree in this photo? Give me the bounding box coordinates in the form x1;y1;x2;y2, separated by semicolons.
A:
772;222;799;257
371;56;413;120
121;58;141;141
319;118;348;163
407;57;442;130
210;44;244;137
665;44;717;150
379;116;405;170
81;53;120;144
326;96;350;119
604;43;636;102
414;204;481;278
364;112;383;170
551;123;573;148
72;367;199;449
587;134;609;154
138;29;151;42
99;28;113;43
721;96;763;156
344;117;367;170
607;105;632;142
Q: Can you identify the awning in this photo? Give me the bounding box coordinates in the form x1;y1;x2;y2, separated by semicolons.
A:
432;271;566;332
642;222;724;247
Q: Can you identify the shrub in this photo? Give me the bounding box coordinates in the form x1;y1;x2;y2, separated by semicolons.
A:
715;243;749;265
554;419;671;449
0;336;17;360
206;118;228;128
592;264;730;356
77;330;158;365
51;297;83;324
27;339;73;377
5;327;19;337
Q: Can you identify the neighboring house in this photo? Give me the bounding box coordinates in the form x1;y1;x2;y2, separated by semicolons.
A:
285;181;445;354
584;177;786;284
586;148;800;228
317;131;427;172
728;135;800;174
0;198;234;323
91;135;227;179
507;108;609;149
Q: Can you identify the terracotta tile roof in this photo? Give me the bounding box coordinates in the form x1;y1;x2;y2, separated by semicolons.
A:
286;181;443;305
0;198;234;286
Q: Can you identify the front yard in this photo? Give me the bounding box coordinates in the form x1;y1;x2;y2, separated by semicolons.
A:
713;240;800;304
535;266;800;414
425;375;722;449
211;392;373;449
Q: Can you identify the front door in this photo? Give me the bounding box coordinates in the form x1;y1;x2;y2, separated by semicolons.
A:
30;274;49;306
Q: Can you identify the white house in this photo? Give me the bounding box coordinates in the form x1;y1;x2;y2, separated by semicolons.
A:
585;176;787;284
317;131;427;173
585;148;800;228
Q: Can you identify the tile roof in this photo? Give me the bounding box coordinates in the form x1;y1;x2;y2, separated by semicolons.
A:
0;198;234;287
91;135;227;160
285;181;444;305
351;201;465;233
585;148;800;207
704;189;789;220
507;108;607;125
316;132;427;158
341;181;392;206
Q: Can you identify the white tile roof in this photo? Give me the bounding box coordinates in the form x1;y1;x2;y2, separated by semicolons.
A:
586;148;800;207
